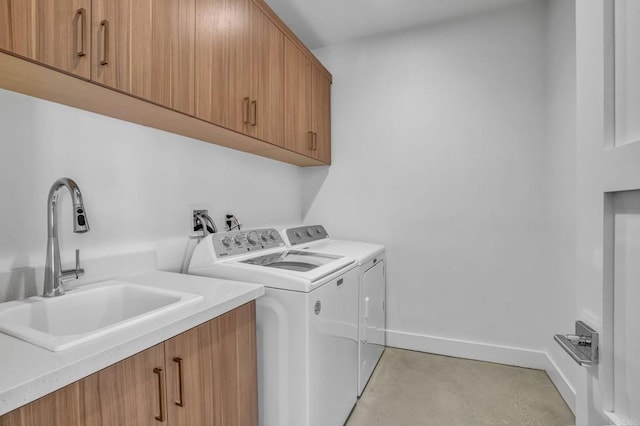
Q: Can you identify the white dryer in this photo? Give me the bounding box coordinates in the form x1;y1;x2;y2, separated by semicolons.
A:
188;228;358;426
281;225;386;396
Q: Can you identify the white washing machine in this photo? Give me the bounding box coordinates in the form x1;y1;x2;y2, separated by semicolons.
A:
281;225;386;397
188;228;359;426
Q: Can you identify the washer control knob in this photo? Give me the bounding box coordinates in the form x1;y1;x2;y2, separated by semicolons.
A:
233;234;243;245
316;227;322;234
221;236;232;247
247;232;259;245
261;232;269;242
306;227;314;237
269;230;278;240
294;231;301;238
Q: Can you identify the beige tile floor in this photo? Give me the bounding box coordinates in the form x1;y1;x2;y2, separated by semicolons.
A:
346;348;575;426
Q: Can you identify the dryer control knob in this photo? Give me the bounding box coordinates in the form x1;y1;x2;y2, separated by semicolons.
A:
316;227;323;234
247;232;258;245
294;231;302;238
221;236;232;247
269;230;277;240
261;232;269;242
233;235;243;245
306;227;314;237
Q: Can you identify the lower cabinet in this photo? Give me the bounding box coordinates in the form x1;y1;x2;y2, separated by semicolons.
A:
0;301;257;426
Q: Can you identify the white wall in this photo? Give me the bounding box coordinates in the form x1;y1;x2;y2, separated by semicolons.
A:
0;88;302;300
304;0;553;365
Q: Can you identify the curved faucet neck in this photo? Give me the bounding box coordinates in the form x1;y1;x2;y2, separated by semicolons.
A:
44;178;88;297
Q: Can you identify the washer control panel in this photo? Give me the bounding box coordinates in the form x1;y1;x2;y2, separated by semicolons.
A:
286;225;329;246
212;228;284;257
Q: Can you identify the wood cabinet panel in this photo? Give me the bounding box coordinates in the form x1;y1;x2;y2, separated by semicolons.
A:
197;0;285;143
92;0;195;115
82;344;167;426
164;301;257;426
228;300;259;426
311;65;331;164
165;321;219;425
215;301;258;426
0;381;85;426
283;39;331;163
249;3;284;146
284;37;313;156
0;1;34;60
0;303;258;426
0;0;90;78
195;0;250;132
0;0;331;165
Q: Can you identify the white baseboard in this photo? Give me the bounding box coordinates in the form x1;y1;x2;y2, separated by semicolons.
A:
386;329;576;414
544;354;576;414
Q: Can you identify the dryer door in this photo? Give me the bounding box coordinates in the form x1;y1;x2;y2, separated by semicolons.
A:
359;259;386;396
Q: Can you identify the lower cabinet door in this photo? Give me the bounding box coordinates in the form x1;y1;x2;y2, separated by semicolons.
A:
83;343;167;426
0;381;85;426
165;320;219;425
215;301;258;426
164;301;258;426
0;302;257;426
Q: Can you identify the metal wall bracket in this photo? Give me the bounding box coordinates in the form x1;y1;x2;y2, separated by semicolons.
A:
554;321;599;367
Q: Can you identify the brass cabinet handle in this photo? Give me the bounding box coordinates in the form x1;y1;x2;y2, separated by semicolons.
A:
308;131;314;150
100;20;109;65
153;367;166;422
251;100;257;126
173;357;184;407
76;8;87;57
243;97;250;125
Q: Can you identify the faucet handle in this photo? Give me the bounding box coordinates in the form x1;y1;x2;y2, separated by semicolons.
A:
61;249;85;281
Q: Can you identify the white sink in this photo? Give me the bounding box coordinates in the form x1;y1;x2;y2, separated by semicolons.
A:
0;280;203;352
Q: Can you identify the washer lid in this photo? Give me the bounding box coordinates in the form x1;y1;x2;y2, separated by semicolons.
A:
240;250;341;272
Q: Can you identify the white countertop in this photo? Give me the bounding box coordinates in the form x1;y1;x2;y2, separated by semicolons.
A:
0;271;264;416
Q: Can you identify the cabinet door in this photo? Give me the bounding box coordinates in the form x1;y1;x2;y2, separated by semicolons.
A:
82;344;167;426
284;38;313;156
215;301;258;426
249;3;284;146
311;65;331;164
0;381;85;426
0;0;90;79
92;0;195;115
165;321;220;425
164;301;258;426
195;0;250;131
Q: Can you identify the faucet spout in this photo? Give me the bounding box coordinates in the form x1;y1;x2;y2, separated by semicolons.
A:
43;178;89;297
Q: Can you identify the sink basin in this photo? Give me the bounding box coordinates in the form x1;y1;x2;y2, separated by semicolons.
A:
0;280;203;351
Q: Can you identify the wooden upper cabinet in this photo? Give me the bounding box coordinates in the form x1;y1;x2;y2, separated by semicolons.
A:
195;0;250;132
284;38;331;164
249;2;284;146
284;37;313;156
196;0;285;147
311;65;331;164
0;0;90;79
0;0;330;165
91;0;195;115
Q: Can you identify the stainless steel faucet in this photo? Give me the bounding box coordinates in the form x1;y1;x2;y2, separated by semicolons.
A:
43;178;90;297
